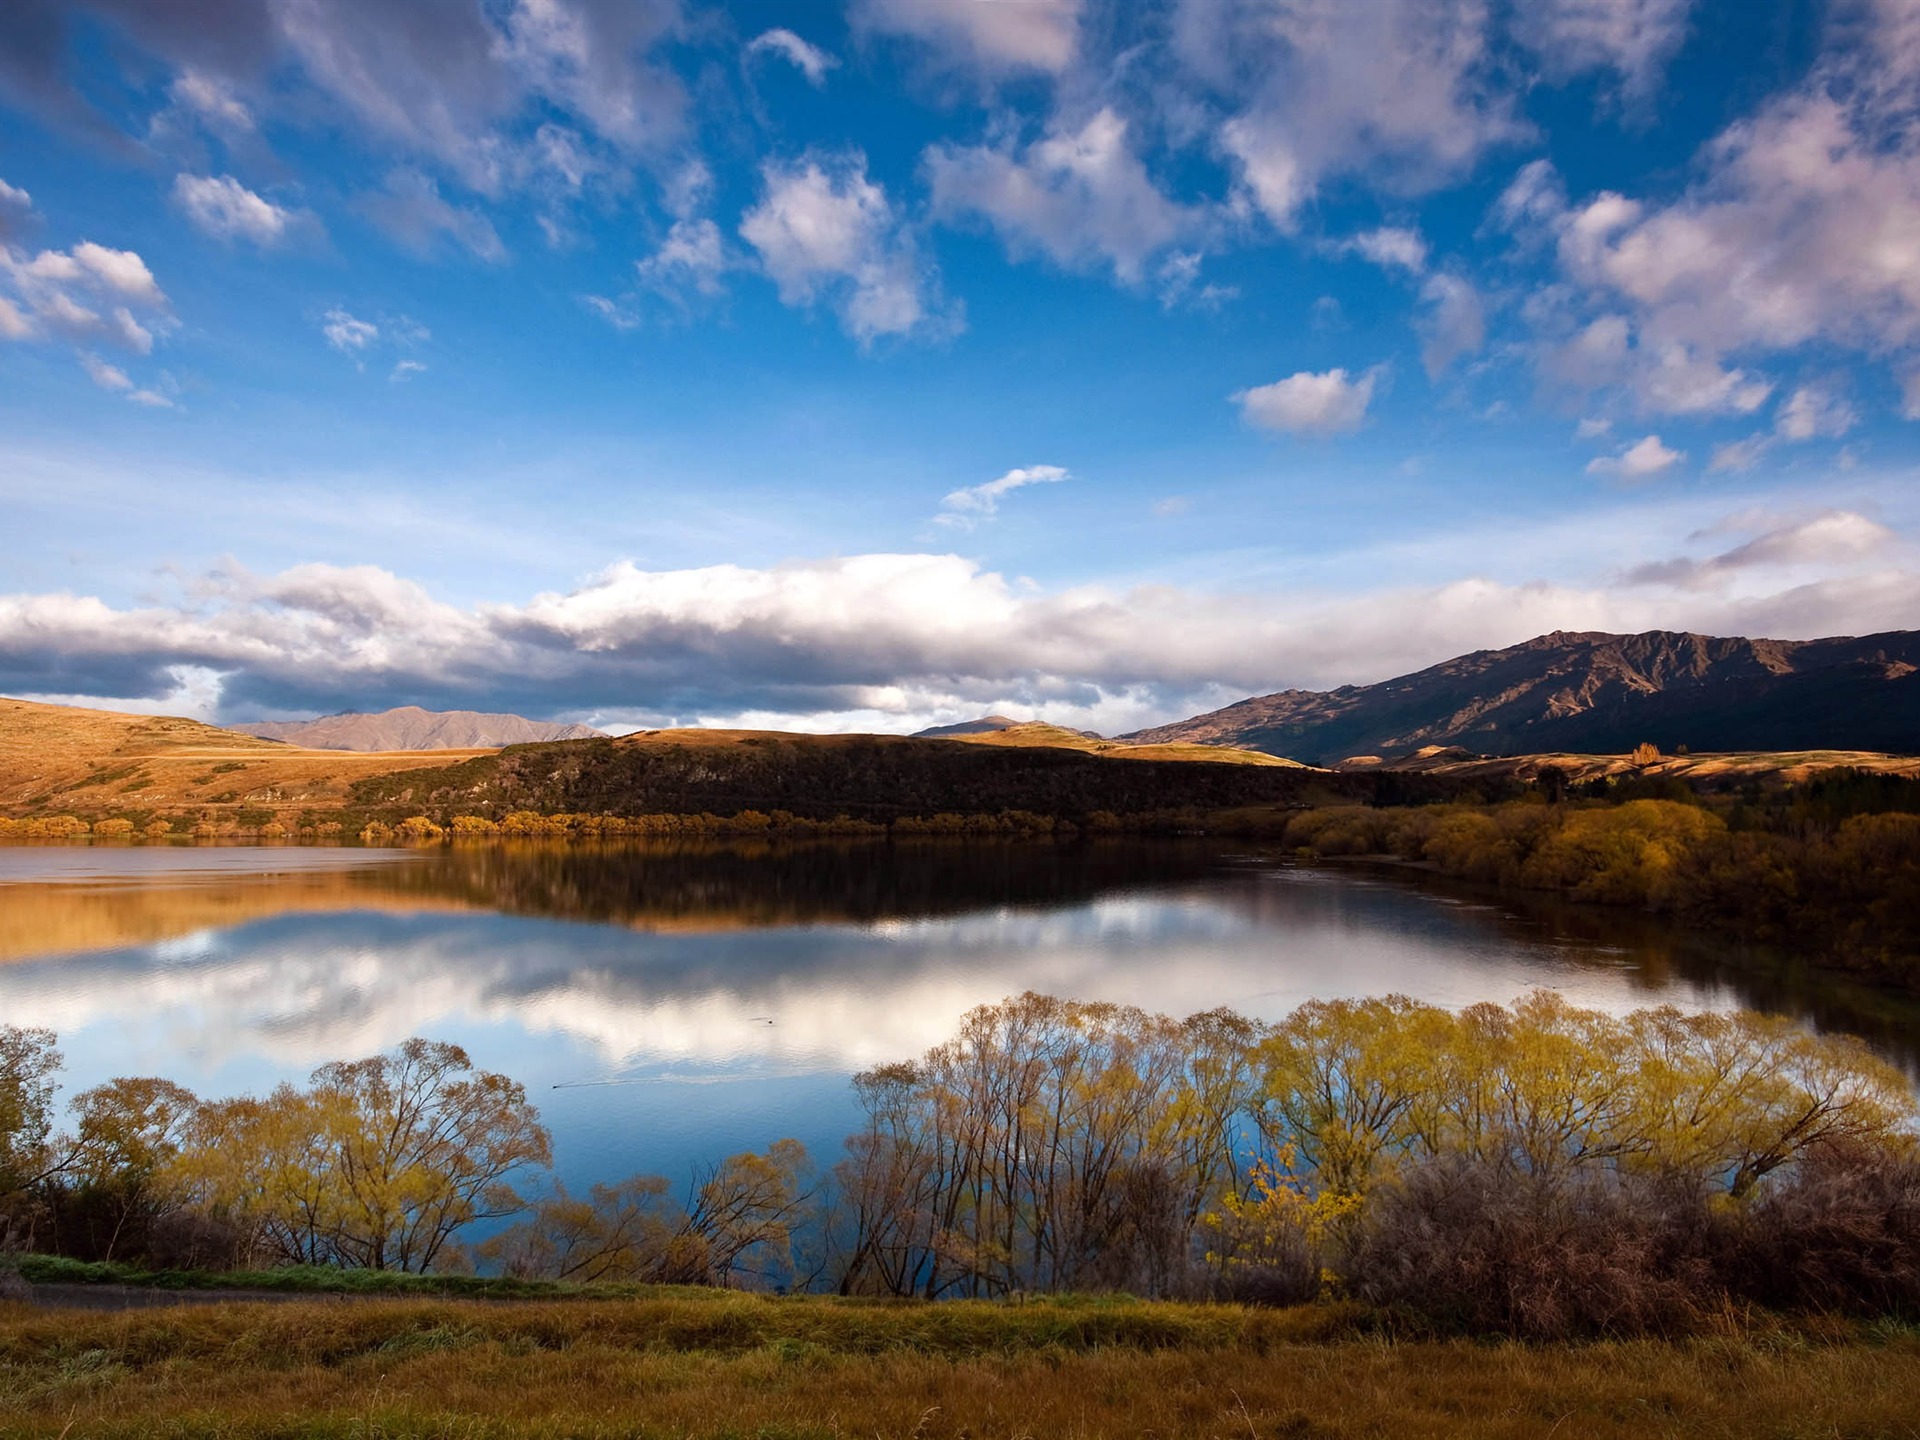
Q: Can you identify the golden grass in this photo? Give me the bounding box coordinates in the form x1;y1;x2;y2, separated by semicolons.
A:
0;698;490;818
0;1293;1915;1438
1359;746;1920;785
942;722;1307;767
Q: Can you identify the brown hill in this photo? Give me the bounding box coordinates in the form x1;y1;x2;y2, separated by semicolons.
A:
0;697;492;817
942;722;1303;767
1127;629;1920;764
232;706;603;751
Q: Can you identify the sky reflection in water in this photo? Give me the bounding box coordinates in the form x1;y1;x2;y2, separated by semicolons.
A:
0;842;1908;1192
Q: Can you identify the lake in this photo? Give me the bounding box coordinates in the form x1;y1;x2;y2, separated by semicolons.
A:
2;839;1914;1197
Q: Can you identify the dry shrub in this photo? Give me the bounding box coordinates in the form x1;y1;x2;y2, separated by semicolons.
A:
1343;1157;1714;1339
1281;806;1392;855
1719;1141;1920;1316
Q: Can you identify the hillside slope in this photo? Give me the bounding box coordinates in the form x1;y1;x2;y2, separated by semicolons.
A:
345;728;1346;823
1128;629;1920;763
233;706;602;750
0;697;493;817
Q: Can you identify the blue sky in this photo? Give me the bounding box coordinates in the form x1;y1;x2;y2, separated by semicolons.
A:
2;0;1918;733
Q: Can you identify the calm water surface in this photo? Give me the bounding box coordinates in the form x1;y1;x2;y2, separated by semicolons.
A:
2;840;1914;1193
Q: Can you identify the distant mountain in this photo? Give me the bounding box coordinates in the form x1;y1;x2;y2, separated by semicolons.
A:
915;715;1109;740
1125;630;1920;764
232;706;604;752
914;715;1027;737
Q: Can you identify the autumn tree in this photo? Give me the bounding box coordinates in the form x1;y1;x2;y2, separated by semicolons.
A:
0;1026;64;1247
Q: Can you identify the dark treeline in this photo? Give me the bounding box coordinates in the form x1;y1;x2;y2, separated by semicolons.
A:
1281;771;1920;988
6;990;1918;1338
341;734;1407;827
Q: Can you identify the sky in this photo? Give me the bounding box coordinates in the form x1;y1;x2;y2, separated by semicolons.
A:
2;0;1919;735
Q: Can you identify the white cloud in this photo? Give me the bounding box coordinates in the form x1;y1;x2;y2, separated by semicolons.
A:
172;174;303;246
583;293;641;330
740;154;948;343
1510;0;1693;100
1575;417;1612;439
1417;272;1485;377
1587;433;1682;480
1344;226;1428;275
1904;369;1920;421
1708;434;1771;473
1155;251;1237;311
746;28;838;86
637;217;729;298
927;109;1196;283
935;464;1069;527
359;170;508;263
0;237;171;356
1186;0;1526;229
1503;7;1920;416
390;360;427;382
1233;367;1378;436
1625;509;1893;588
1542;311;1773;417
321;308;379;353
0;178;32;241
852;0;1081;74
4;511;1915;734
1774;384;1857;442
79;352;131;392
167;69;255;136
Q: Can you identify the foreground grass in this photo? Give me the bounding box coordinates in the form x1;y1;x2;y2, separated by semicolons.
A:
3;1290;1920;1439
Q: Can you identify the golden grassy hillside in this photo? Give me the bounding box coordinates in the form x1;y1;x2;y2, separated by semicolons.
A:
0;697;493;818
942;721;1307;767
1338;743;1920;785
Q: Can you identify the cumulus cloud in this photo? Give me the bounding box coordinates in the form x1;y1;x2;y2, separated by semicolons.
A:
172;174;308;246
746;28;837;86
1540;310;1772;417
1587;433;1682;480
1233;367;1378;436
852;0;1081;75
740;153;949;343
927;109;1197;282
935;464;1069;527
4;515;1915;734
1500;7;1920;419
0;232;172;358
1182;0;1525;229
1342;226;1428;275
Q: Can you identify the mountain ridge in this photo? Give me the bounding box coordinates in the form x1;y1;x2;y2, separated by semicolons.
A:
1125;628;1920;764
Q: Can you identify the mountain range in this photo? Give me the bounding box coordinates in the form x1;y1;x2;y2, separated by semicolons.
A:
231;706;603;752
1125;629;1920;765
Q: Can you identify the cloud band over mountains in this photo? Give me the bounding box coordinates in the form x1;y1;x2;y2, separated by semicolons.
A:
4;506;1913;735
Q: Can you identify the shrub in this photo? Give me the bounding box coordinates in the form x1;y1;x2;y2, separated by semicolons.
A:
1343;1156;1714;1339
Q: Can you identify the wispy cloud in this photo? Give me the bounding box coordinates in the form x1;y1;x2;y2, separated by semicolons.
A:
936;465;1070;527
